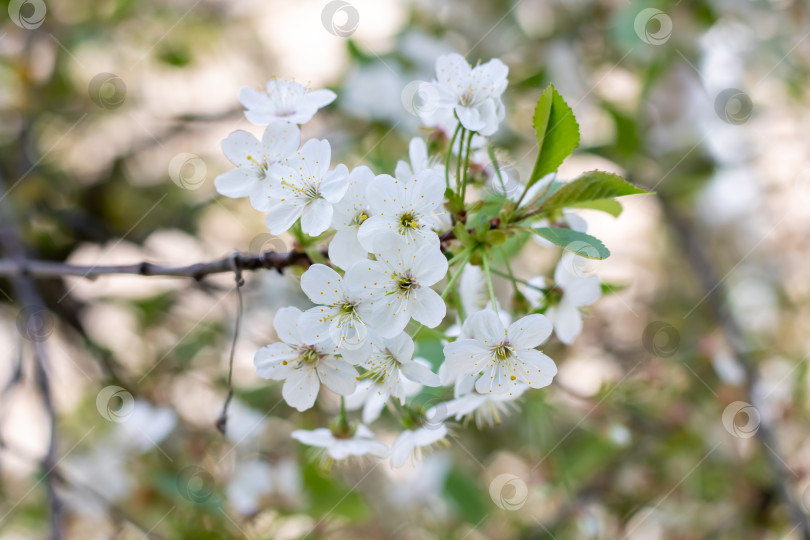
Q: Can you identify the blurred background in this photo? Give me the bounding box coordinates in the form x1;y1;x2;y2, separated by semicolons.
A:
1;0;810;538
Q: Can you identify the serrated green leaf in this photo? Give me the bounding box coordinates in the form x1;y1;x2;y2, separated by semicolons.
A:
566;198;624;217
532;227;610;259
542;170;647;212
529;84;580;184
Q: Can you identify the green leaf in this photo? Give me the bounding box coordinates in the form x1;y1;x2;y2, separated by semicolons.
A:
542;170;647;212
529;84;580;184
601;282;628;295
566;198;624;217
532;227;610;259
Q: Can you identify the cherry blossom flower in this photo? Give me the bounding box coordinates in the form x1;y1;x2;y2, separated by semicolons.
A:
441;385;529;428
443;309;557;396
394;137;446;180
357;169;447;250
298;263;371;353
214;123;300;210
291;424;390;462
344;369;424;424
391;421;448;468
264;139;349;236
240;78;336;125
419;107;486;156
328;166;376;269
535;254;602;345
254;307;357;411
419;53;508;136
345;233;448;337
344;332;440;403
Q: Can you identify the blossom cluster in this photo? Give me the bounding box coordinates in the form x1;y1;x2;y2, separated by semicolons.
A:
214;54;604;468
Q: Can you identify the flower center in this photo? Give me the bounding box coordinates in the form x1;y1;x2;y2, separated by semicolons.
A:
459;88;477;107
398;211;420;233
491;341;513;361
394;272;420;293
298;346;321;365
351;211;369;227
364;350;400;383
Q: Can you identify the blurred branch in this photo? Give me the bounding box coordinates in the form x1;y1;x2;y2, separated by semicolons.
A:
0;174;63;540
0;250;314;281
657;194;810;540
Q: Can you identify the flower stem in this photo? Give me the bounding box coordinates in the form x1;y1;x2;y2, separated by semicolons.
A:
441;253;471;299
482;252;498;312
460;129;474;204
445;123;463;189
455;128;466;196
499;247;521;297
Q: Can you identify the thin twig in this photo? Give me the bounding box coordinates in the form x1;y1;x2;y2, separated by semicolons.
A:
216;255;245;435
0;250;314;281
0;173;63;540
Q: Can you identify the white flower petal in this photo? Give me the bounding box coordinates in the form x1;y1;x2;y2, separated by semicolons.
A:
507;314;553;349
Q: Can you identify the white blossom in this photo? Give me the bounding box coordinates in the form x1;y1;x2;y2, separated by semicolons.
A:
345;233;447;337
391;421;448;468
264;139;349;236
328;166;375;270
254;307;357;411
442;385;529;428
394;137;445;180
357;169;447;251
345;332;440;403
443;309;557;395
291;424;389;460
419;53;508;136
240;78;336;125
298;263;371;354
344;371;424;424
214;124;300;210
543;254;602;345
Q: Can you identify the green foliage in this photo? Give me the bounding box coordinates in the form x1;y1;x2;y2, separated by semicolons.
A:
532;227;611;259
443;466;490;523
529;84;580;185
541;170;647;212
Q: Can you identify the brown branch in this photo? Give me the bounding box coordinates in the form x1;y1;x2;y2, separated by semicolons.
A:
657;193;810;540
0;250;313;281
